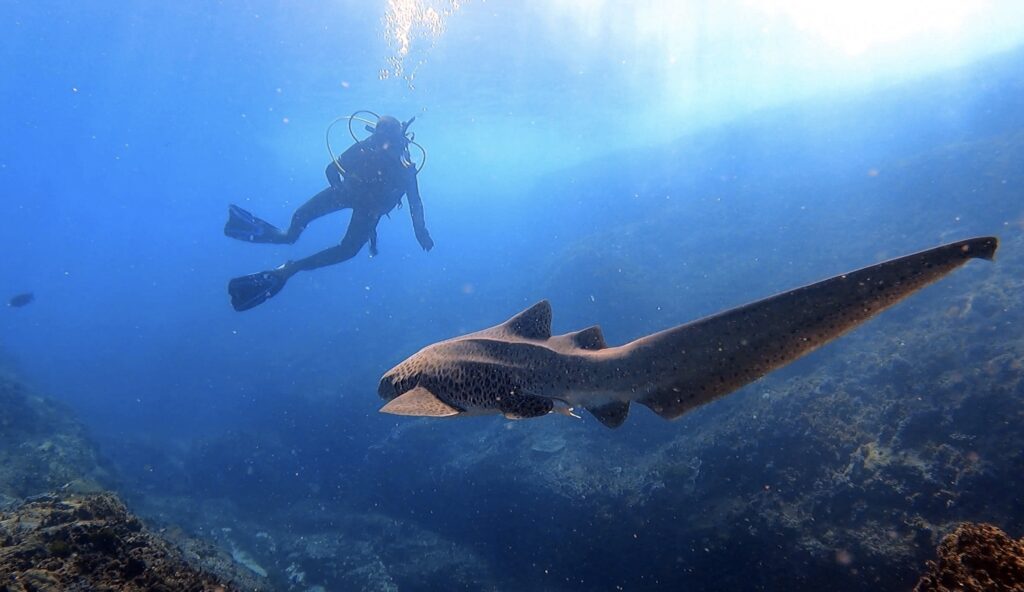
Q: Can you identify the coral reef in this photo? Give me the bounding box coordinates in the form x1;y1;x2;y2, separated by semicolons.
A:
914;523;1024;591
0;493;266;591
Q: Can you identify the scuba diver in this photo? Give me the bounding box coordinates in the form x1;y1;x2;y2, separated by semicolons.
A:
224;113;434;311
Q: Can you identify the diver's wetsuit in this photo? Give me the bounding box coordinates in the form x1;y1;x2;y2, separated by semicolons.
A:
277;138;430;271
224;115;433;312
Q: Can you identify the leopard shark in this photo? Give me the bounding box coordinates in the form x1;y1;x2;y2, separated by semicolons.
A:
377;237;998;428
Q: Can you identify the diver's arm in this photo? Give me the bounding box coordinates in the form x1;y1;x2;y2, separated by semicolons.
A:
325;161;344;189
406;172;433;251
325;143;365;188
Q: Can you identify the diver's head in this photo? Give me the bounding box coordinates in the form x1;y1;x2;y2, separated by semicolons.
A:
371;115;407;152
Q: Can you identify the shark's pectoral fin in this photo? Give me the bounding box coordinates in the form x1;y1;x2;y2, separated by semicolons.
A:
586;401;630;429
379;386;460;417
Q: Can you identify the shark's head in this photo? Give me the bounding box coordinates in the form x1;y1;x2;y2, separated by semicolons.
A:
376;301;558;419
377;351;426;402
376;341;488;417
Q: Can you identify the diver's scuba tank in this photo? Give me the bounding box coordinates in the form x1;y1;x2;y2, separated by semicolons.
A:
326;110;426;176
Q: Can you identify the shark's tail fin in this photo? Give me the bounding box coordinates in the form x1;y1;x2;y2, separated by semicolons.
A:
633;236;998;420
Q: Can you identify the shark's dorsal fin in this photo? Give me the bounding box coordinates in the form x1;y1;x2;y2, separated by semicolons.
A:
379;386;460;417
500;300;552;340
569;326;606;350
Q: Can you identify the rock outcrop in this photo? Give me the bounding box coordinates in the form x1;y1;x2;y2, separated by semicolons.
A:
0;493;266;591
0;373;105;501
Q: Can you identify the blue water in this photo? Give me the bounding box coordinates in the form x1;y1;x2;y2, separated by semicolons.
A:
2;2;1023;590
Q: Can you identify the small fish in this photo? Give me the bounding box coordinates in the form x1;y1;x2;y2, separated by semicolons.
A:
7;292;34;308
378;237;997;428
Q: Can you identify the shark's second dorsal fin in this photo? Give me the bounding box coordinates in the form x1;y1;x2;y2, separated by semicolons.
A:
569;326;606;350
550;326;608;352
379;386;460;417
501;300;552;340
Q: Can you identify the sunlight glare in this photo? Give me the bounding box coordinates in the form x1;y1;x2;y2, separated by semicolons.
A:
745;0;987;56
382;0;467;86
544;0;990;57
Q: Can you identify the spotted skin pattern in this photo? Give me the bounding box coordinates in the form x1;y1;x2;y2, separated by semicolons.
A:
378;237;997;428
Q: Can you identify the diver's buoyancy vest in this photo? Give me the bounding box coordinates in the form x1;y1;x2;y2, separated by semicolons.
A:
339;141;412;213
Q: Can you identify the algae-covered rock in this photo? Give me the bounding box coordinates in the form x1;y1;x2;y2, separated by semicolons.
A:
914;523;1024;592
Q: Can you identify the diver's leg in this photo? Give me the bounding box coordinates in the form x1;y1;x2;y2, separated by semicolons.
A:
281;209;379;276
280;187;350;244
230;209;376;310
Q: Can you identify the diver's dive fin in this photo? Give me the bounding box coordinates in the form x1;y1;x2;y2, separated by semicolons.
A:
228;270;287;311
224;204;285;243
379;386;460;417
